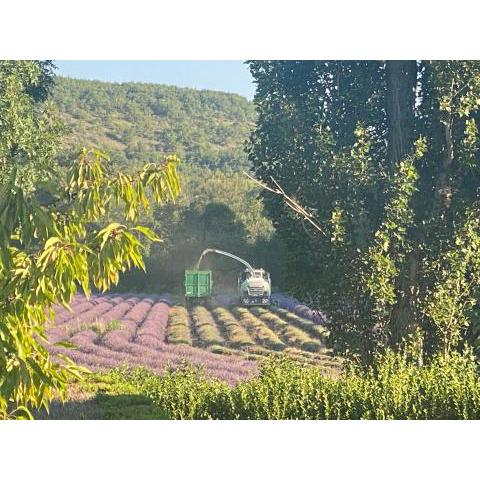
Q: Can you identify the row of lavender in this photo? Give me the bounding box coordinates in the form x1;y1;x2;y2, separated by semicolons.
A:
47;294;257;384
213;292;327;326
271;293;327;326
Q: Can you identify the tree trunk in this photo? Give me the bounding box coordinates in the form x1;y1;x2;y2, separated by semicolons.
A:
385;60;419;346
386;60;417;170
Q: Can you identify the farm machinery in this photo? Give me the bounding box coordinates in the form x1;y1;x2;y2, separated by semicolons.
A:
184;249;271;306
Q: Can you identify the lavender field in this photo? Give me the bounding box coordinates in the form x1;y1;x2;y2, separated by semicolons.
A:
46;293;339;384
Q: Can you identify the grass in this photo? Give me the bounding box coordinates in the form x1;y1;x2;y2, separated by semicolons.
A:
36;372;168;420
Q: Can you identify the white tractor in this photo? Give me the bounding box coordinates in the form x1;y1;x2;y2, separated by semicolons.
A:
196;248;271;305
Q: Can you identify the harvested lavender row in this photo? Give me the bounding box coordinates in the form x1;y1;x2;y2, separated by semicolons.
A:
190;306;224;346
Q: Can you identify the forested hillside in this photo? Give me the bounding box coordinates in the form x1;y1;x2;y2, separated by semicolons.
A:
52;76;286;292
53;77;255;170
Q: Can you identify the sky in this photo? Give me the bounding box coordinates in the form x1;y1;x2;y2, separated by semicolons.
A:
54;60;256;99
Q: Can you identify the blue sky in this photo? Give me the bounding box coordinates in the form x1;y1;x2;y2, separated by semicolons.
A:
54;60;256;99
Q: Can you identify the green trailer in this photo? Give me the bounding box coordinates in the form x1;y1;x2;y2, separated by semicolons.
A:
184;270;212;306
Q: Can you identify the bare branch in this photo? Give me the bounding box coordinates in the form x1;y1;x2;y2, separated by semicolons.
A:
244;171;278;194
244;171;327;236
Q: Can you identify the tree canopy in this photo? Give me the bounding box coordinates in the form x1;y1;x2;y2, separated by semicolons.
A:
50;75;284;295
248;60;480;360
0;61;180;418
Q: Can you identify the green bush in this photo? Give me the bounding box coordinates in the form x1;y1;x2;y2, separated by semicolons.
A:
120;364;231;420
119;350;480;419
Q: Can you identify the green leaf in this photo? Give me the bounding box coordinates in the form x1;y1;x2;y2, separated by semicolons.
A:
132;226;161;242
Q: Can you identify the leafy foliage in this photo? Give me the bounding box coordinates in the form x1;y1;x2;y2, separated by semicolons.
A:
120;350;480;419
136;166;286;294
247;60;480;360
0;61;180;418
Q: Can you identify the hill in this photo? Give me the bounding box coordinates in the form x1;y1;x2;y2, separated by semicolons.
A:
52;76;287;292
53;76;256;170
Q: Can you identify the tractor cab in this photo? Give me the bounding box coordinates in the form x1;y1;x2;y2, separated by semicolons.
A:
238;268;271;305
240;268;270;281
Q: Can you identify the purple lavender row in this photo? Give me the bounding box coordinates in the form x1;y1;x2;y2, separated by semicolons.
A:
66;301;117;326
55;314;256;383
136;301;170;344
101;298;154;346
51;342;254;384
46;301;112;342
46;294;257;383
271;293;327;325
47;296;131;340
54;295;120;324
120;300;256;378
94;297;139;326
48;295;144;339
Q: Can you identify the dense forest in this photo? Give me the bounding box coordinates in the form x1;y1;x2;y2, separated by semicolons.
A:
52;76;286;292
53;77;255;170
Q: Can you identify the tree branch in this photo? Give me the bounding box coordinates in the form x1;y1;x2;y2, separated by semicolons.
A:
244;171;327;236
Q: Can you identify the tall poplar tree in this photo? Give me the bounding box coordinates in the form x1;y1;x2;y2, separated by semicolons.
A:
248;60;480;360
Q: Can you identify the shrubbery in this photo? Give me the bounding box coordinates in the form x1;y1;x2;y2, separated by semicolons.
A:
115;350;480;419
